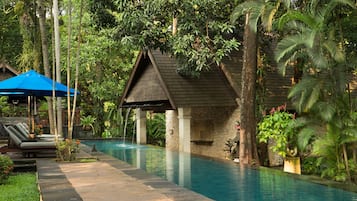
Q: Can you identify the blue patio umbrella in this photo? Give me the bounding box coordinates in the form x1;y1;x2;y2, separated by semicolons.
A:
0;70;79;133
0;70;78;97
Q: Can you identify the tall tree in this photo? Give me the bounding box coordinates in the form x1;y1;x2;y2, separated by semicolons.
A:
116;0;240;77
66;0;72;139
230;0;290;165
57;0;135;138
15;0;41;71
69;0;84;139
0;1;22;66
36;0;56;135
238;10;259;165
53;0;62;137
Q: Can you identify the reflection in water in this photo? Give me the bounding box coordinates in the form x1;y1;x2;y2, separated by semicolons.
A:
84;141;357;201
179;152;191;188
166;149;174;182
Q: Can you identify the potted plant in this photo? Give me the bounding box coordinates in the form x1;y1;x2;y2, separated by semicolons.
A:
80;115;96;135
257;104;301;174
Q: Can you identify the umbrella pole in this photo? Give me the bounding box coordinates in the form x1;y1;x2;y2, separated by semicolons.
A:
31;96;35;133
28;96;31;133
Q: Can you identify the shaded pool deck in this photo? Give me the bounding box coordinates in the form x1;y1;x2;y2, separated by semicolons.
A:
36;145;212;201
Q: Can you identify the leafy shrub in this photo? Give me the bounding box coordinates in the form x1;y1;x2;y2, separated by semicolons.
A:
0;155;14;184
57;139;80;161
257;105;296;157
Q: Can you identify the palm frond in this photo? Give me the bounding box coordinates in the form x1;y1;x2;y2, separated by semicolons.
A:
305;82;321;111
231;1;281;33
275;34;305;65
281;0;291;9
275;32;314;71
314;102;336;122
230;1;262;24
323;40;345;63
277;10;317;30
248;6;264;33
261;2;279;32
322;0;356;19
306;48;328;69
297;127;315;151
288;76;321;112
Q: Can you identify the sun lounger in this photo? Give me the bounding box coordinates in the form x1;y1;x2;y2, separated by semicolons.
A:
0;122;9;139
14;123;62;141
0;126;57;157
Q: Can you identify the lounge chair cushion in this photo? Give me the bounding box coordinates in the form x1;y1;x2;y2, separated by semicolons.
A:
15;123;59;139
6;127;22;146
20;141;56;149
6;126;56;150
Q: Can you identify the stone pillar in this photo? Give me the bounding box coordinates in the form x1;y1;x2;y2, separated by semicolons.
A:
178;108;191;153
136;108;147;144
165;110;179;150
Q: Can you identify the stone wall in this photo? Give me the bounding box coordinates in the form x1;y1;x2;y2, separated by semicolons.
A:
190;106;239;159
165;106;240;160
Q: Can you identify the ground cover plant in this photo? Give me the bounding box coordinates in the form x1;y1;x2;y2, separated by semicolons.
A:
0;172;40;201
0;155;13;184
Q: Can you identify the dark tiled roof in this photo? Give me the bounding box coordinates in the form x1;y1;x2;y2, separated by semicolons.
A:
121;50;237;109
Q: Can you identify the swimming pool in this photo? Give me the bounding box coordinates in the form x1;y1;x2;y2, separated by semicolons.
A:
83;140;357;201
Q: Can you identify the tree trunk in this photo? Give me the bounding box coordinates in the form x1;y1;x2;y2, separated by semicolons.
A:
66;0;72;139
70;0;84;140
94;62;105;137
53;0;62;137
239;12;260;166
37;0;55;135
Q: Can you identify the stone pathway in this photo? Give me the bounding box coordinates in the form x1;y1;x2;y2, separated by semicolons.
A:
36;147;212;201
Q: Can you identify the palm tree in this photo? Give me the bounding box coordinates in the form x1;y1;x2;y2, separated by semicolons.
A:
275;0;357;182
230;0;291;165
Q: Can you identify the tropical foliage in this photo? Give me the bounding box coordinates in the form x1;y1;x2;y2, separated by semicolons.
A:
1;0;357;185
146;113;166;147
0;0;22;67
275;0;357;183
116;0;241;77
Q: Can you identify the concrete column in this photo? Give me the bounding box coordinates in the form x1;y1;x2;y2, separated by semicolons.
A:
178;108;191;153
136;108;147;144
165;110;179;150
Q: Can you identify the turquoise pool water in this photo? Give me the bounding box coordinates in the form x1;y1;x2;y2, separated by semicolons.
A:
83;140;357;201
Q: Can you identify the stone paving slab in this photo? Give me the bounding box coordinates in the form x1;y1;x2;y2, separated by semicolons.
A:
37;159;82;201
37;147;212;201
59;162;172;201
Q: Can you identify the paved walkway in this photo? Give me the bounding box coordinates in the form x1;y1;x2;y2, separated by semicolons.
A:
36;145;212;201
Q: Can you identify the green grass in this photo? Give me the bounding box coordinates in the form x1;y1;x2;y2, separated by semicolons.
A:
0;173;40;201
79;158;97;163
